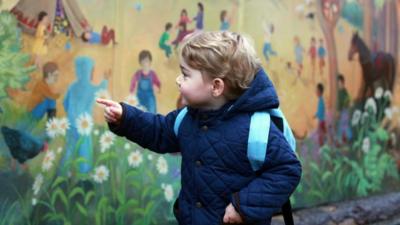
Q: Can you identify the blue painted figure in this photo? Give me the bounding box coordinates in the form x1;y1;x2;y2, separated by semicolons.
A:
60;56;110;175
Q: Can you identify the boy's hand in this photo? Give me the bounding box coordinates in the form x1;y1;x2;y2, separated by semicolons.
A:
96;98;123;124
223;203;243;224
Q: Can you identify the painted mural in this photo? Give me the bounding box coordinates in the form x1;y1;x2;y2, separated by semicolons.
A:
0;0;399;224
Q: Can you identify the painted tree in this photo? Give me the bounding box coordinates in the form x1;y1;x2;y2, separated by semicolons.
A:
316;0;343;112
0;10;35;100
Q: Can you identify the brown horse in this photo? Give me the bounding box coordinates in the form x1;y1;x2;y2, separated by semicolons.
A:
348;33;396;100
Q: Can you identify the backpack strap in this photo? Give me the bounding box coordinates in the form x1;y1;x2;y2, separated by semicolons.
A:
268;108;296;152
247;112;271;171
174;107;188;136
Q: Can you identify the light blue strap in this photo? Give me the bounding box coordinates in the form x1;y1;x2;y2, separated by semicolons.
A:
247;112;270;171
268;108;296;152
174;107;188;136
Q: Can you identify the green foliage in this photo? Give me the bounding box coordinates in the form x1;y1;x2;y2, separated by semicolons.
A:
0;10;35;99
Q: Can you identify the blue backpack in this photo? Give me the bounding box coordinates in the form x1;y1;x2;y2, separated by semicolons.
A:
173;107;296;225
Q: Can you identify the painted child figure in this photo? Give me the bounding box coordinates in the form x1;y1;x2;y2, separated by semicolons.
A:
28;62;60;121
159;22;173;58
130;50;161;113
318;38;326;76
315;83;326;146
336;74;352;144
98;31;301;225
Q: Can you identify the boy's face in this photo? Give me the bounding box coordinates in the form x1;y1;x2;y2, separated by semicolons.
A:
45;70;59;84
176;58;214;108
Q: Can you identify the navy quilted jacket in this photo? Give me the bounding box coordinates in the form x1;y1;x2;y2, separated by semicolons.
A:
109;68;302;225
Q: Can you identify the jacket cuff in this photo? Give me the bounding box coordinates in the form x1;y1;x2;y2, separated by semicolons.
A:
231;192;246;223
107;102;128;135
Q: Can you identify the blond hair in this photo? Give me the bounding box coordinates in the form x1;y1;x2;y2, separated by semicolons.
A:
180;31;261;99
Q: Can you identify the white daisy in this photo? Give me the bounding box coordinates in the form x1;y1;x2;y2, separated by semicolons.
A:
76;113;93;136
362;137;370;154
351;110;361;126
124;94;138;106
92;165;110;183
163;184;174;202
127;151;143;168
95;89;112;106
32;174;44;195
384;108;393;119
57;117;70;136
100;131;115;153
124;143;130;150
42;151;56;172
32;198;37;206
364;98;377;115
384;90;392;100
46;118;59;138
156;156;168;175
374;87;383;99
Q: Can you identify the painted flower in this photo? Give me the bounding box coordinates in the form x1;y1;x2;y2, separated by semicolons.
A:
374;87;383;99
361;112;369;124
362;137;370;154
42;151;56;171
92;165;110;183
351;110;361;126
57;117;70;136
32;174;44;195
148;154;153;161
156;156;168;175
94;129;100;136
128;150;143;168
76;113;93;136
100;131;115;153
124;143;130;150
364;98;377;115
384;108;392;119
384;90;392;100
124;94;138;106
32;198;37;206
163;184;174;202
46;118;59;138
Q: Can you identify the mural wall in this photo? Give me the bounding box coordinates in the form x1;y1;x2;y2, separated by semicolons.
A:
0;0;399;224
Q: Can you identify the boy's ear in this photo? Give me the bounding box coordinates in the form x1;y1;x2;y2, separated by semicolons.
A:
211;78;225;97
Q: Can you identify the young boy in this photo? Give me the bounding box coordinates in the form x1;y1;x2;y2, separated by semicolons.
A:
159;22;173;58
129;50;161;113
98;31;301;225
28;62;60;120
315;83;326;146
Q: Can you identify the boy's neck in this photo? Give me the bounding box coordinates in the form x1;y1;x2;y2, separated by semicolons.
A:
197;97;229;111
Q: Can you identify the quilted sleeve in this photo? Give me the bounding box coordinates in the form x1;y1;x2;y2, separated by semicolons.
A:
108;102;180;153
231;123;302;223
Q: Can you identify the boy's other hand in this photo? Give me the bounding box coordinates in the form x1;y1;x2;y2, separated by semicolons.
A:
96;98;122;124
223;203;243;224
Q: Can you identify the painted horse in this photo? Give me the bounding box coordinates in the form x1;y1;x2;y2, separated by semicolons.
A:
348;33;396;100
